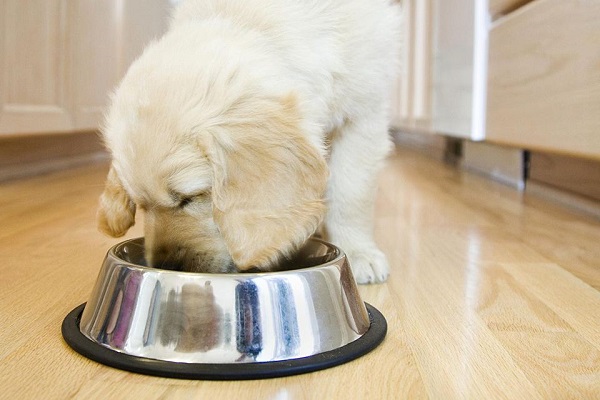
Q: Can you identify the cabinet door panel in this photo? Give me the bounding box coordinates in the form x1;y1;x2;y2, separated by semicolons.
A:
69;0;121;130
69;0;169;130
486;0;600;158
0;0;71;134
431;0;487;139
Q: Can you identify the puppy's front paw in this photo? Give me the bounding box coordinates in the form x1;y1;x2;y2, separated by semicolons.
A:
345;246;389;284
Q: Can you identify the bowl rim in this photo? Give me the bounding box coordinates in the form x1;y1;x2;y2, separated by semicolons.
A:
105;237;347;278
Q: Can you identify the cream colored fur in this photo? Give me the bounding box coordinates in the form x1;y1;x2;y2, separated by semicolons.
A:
98;0;400;283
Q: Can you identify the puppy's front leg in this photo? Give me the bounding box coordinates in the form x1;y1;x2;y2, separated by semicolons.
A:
324;113;392;284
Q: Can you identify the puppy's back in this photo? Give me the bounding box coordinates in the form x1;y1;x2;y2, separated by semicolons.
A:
170;0;401;120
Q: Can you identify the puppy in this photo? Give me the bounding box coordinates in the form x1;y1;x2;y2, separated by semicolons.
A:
98;0;400;283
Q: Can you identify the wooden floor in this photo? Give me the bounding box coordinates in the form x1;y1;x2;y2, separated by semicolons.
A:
1;147;599;399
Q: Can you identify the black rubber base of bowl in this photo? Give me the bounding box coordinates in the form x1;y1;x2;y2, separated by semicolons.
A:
62;302;387;380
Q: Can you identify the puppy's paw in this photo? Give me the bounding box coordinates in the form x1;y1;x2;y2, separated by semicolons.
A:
345;246;389;284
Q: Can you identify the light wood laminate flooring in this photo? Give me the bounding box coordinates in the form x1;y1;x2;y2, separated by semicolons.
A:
1;147;599;399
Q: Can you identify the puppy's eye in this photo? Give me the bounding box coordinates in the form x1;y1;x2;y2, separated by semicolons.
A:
178;197;194;208
174;190;210;209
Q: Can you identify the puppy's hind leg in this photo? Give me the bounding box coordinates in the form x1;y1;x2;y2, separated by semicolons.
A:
324;112;392;284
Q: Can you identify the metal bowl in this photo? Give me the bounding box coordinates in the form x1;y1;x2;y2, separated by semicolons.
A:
62;238;386;379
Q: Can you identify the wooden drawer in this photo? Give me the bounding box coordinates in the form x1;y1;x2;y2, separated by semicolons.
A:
486;0;600;159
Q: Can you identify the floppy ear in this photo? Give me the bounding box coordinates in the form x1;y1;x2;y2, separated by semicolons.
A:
207;95;328;270
97;164;136;237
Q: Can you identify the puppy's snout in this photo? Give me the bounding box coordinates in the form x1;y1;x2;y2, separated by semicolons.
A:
147;245;184;271
147;243;234;273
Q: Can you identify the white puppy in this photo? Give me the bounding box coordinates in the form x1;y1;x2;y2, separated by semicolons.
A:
98;0;400;283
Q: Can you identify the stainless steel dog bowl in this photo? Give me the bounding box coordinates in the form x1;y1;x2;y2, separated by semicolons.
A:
62;238;386;379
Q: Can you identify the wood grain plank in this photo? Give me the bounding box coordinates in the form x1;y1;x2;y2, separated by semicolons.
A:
478;263;600;398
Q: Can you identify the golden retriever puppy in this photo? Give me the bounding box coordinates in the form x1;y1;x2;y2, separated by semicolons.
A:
98;0;400;283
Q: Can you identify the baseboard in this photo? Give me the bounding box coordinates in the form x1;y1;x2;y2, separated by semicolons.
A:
461;140;525;190
526;181;600;220
0;131;109;182
391;128;448;161
392;131;600;219
529;152;600;202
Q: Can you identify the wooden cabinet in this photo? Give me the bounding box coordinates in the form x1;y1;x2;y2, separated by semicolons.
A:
0;0;169;136
392;0;600;159
486;0;600;159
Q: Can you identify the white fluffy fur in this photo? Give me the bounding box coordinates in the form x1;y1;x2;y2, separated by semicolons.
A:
98;0;400;283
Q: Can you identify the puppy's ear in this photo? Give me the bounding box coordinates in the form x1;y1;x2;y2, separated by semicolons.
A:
207;95;328;270
97;164;136;237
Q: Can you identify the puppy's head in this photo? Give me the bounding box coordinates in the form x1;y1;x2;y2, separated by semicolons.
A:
98;45;328;272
